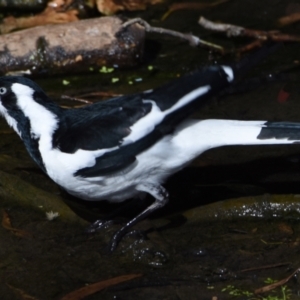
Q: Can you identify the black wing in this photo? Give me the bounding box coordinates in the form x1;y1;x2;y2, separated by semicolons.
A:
53;66;233;177
53;95;152;153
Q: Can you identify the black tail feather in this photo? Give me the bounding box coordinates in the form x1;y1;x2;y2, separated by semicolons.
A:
258;122;300;141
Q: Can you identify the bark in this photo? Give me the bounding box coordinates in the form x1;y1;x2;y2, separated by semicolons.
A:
0;16;145;76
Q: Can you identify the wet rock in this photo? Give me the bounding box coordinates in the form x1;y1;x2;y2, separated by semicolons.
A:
183;194;300;222
0;169;87;224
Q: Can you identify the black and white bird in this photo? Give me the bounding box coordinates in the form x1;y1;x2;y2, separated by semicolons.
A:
0;49;300;251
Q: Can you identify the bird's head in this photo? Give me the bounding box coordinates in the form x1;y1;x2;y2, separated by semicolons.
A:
0;76;63;172
0;76;54;112
0;76;61;138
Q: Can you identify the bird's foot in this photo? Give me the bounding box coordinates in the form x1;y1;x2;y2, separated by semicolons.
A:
86;219;116;233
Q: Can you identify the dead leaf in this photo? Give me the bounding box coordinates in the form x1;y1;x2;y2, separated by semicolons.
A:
0;2;78;34
2;210;32;238
6;283;39;300
96;0;163;15
61;273;142;300
277;86;290;103
278;222;293;235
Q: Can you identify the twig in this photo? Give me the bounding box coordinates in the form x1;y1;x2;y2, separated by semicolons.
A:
78;91;122;98
199;16;245;37
61;95;93;104
199;16;300;53
199;16;300;45
122;18;224;52
255;266;300;294
277;12;300;27
161;0;229;21
239;262;291;273
60;91;122;107
234;40;264;53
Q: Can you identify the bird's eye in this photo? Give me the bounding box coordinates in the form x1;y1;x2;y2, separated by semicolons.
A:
0;87;7;95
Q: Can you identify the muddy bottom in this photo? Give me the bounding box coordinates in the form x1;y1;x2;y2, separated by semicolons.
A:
1;201;300;300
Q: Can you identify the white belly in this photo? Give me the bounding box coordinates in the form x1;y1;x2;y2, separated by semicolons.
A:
40;118;272;203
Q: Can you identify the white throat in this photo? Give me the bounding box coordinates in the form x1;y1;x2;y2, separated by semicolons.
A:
12;83;59;144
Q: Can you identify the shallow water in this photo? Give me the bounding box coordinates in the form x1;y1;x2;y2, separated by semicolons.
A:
1;0;300;299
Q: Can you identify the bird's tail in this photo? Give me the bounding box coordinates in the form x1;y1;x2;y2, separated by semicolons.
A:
168;119;300;168
202;119;300;147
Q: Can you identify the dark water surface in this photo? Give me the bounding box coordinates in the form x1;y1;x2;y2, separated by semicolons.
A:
1;0;300;299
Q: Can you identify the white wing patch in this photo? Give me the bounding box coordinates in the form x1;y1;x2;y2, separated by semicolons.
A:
164;85;210;114
221;66;234;82
122;101;163;145
122;85;210;145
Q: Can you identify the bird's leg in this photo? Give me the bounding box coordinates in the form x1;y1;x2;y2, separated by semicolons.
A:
108;183;169;252
87;196;151;232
